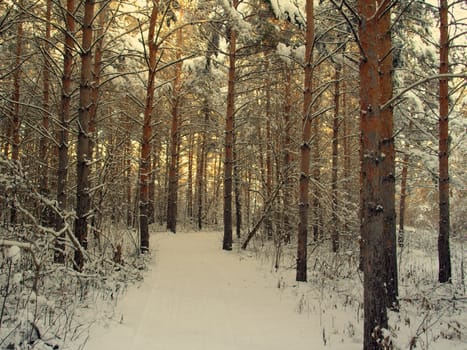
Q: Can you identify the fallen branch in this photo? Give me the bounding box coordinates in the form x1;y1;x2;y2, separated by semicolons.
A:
241;181;283;250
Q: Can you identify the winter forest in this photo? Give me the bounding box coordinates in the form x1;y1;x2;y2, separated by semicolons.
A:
0;0;466;348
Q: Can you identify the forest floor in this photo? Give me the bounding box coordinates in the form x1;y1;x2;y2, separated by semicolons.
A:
80;231;347;350
74;229;466;350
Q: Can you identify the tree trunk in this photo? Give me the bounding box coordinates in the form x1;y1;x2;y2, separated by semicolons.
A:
379;5;398;309
223;3;238;250
126;113;133;227
167;26;183;234
233;136;242;239
9;13;23;225
39;0;52;205
282;66;292;244
74;0;95;271
265;59;273;240
297;0;314;282
438;0;451;283
359;0;389;347
139;2;159;252
342;66;351;236
187;132;194;220
312;110;321;242
88;3;106;241
54;0;75;263
11;20;22;164
398;151;409;248
331;64;340;253
196;107;207;230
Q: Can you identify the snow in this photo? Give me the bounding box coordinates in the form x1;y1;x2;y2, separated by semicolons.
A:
7;245;20;263
81;232;359;350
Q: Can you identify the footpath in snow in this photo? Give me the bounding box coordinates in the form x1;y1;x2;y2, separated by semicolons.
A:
82;231;358;350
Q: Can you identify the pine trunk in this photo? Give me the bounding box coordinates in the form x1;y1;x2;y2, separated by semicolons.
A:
167;27;183;233
223;9;237;251
187;133;194;220
88;3;106;240
265;59;273;240
9;15;23;224
297;0;314;282
139;3;159;252
398;152;409;248
282;67;292;244
331;64;340;253
233;138;242;239
74;0;95;271
438;0;451;283
196;108;207;230
379;5;398;309
359;0;389;347
39;0;52;204
54;0;75;263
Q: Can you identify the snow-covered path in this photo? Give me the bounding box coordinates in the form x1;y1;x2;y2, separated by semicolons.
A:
83;231;351;350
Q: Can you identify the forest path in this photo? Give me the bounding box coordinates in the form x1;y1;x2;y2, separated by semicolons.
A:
83;231;340;350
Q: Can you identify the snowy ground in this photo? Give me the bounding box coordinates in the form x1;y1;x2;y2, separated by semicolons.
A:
79;231;359;350
73;230;465;350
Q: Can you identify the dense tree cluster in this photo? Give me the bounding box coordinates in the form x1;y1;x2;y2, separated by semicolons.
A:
0;0;465;348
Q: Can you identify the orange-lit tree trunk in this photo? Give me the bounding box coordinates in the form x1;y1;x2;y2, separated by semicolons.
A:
167;25;183;233
88;2;106;239
74;0;95;271
54;0;75;263
331;64;340;253
379;5;398;309
438;0;451;283
223;1;238;250
139;2;159;252
359;0;389;346
297;0;314;282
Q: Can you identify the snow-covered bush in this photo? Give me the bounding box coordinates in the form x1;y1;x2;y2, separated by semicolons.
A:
0;156;146;349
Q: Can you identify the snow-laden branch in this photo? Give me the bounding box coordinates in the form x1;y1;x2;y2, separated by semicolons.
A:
382;73;467;110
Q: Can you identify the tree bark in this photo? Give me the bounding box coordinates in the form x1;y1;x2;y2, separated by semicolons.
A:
438;0;451;283
233;135;242;239
223;2;238;251
39;0;52;203
74;0;95;271
9;11;23;225
11;18;22;164
125;113;133;227
265;59;273;240
167;25;183;234
379;4;398;309
54;0;75;263
297;0;314;282
196;106;208;230
359;0;390;347
331;64;340;253
88;2;106;240
398;151;409;248
282;66;292;244
187;133;194;220
139;2;159;252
